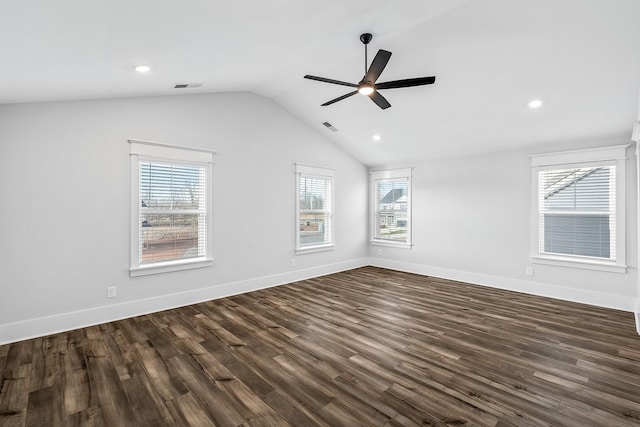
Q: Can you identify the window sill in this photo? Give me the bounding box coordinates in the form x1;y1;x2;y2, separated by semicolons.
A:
130;258;214;277
531;255;626;274
370;240;412;249
296;244;334;255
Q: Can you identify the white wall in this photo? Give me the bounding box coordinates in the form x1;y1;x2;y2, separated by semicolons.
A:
0;92;369;344
635;85;640;331
370;138;638;312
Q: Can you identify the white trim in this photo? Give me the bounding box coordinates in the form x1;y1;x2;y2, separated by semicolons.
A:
368;257;635;313
0;258;368;345
369;167;413;180
636;141;640;335
295;244;335;255
130;258;214;277
369;240;412;249
129;138;218;155
295;163;335;176
631;121;640;143
530;144;628;167
531;256;626;274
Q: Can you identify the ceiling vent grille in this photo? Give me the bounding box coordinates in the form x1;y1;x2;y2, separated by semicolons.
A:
322;121;338;132
173;83;203;89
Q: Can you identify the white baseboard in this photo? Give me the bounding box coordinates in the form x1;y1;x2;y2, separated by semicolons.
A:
368;257;636;313
0;258;368;345
2;256;636;345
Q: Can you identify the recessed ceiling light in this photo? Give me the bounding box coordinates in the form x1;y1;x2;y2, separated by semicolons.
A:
135;65;151;73
372;134;382;142
528;99;542;109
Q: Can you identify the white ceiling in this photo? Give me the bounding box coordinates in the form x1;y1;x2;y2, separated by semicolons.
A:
2;0;639;166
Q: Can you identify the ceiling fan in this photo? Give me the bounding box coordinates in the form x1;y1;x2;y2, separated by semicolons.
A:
304;33;436;110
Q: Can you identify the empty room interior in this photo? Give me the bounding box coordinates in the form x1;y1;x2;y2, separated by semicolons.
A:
2;0;640;426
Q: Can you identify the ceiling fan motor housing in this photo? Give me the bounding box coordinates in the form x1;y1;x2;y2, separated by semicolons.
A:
360;33;373;45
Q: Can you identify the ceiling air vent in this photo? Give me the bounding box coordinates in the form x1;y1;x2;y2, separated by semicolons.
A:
322;121;338;132
173;83;203;89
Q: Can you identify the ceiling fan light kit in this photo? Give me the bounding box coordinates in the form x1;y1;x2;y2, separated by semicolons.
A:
304;33;436;110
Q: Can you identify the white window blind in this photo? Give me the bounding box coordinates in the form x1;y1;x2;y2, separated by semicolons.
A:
129;140;214;276
296;164;334;253
139;160;207;264
538;166;615;260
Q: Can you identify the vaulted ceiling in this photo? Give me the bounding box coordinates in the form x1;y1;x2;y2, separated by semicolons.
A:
2;0;639;166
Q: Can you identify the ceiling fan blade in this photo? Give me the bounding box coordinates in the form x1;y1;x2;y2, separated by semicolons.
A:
376;76;436;90
321;90;359;106
304;75;358;88
365;49;392;83
369;91;391;109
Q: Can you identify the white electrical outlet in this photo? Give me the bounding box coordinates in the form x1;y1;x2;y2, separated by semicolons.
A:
290;259;296;267
525;267;534;276
107;286;117;298
377;248;382;256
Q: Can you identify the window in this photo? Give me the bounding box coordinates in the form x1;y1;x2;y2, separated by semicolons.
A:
530;145;627;273
370;168;412;247
129;140;214;276
296;164;334;253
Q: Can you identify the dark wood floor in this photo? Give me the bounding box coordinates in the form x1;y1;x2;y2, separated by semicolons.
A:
1;267;640;426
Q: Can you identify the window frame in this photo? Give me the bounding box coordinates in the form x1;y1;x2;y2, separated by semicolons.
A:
129;139;215;277
530;145;628;273
370;168;413;248
295;163;335;254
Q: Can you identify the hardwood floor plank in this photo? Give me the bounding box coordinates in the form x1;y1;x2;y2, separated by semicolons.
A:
262;388;328;427
60;337;91;417
165;392;215;427
84;352;137;427
166;354;247;427
132;341;189;402
0;364;31;426
65;404;106;427
1;267;639;426
26;385;64;427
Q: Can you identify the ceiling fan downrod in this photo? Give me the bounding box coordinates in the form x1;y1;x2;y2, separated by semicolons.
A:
360;33;373;77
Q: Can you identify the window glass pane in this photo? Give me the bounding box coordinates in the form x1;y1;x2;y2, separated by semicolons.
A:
140;213;200;264
299;214;327;246
539;165;614;260
376;179;408;242
542;167;611;212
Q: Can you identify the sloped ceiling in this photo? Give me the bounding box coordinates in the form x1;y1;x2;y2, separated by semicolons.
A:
1;0;639;166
